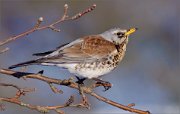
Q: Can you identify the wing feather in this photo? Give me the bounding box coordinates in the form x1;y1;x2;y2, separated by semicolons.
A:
40;35;116;63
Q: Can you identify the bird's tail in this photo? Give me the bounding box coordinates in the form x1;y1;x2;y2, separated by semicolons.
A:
8;59;40;69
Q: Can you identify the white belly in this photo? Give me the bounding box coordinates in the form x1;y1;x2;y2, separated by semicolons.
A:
57;63;115;79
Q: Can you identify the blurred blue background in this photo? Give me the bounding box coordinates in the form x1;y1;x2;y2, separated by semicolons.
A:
0;0;179;114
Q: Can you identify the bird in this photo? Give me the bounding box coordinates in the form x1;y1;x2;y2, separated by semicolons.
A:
9;28;137;87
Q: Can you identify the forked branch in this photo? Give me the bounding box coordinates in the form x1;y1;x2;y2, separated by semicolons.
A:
0;69;150;114
0;4;96;51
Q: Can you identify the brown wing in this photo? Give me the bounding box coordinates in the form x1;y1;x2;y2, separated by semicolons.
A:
82;35;116;58
41;35;116;63
63;35;115;57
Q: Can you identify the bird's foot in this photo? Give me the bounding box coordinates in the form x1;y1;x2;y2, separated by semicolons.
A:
37;70;44;75
96;81;112;91
92;78;112;91
75;76;86;85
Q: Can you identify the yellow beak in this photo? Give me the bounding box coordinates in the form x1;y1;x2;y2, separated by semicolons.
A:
125;28;138;36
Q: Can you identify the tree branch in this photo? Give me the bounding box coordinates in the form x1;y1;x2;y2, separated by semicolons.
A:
0;95;74;114
0;68;150;114
0;4;96;48
0;47;9;54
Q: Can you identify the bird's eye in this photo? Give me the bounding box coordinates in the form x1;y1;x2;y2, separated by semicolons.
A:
116;32;124;38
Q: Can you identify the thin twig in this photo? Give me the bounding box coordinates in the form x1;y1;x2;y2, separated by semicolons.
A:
49;83;63;94
0;48;9;54
0;83;35;99
0;83;22;92
90;92;150;114
0;95;73;114
0;4;96;47
0;82;74;114
77;84;90;109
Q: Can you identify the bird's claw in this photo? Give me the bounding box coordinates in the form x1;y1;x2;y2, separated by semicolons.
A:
75;76;86;85
96;81;112;91
37;70;44;75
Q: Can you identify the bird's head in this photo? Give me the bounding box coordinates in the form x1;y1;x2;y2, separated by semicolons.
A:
100;28;137;45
